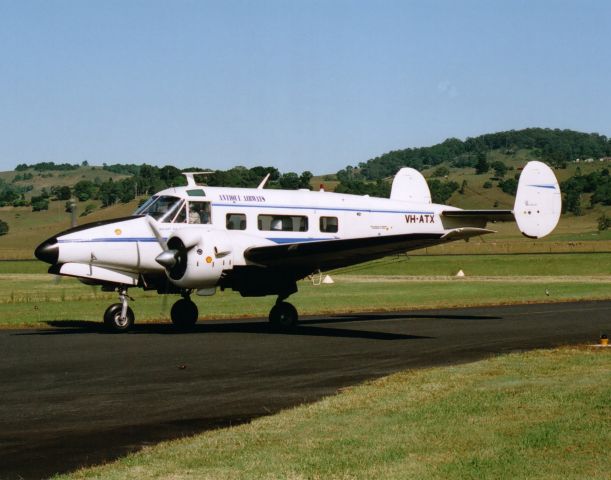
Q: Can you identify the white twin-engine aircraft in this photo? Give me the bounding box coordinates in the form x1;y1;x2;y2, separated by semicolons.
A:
35;161;561;332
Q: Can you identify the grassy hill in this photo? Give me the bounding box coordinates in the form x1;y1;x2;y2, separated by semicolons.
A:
1;128;610;259
0;198;141;259
0;165;128;198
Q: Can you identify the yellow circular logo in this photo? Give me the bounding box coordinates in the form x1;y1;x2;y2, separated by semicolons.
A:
114;229;122;236
206;256;213;264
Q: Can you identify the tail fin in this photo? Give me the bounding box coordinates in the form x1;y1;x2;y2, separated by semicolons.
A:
390;168;431;203
514;161;561;238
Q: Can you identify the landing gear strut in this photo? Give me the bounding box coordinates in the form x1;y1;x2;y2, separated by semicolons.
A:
171;292;199;329
269;294;299;330
103;287;135;332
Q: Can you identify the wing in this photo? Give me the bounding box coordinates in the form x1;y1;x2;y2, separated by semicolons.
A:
244;228;494;271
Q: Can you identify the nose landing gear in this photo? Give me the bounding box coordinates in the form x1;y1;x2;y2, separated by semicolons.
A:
103;287;135;332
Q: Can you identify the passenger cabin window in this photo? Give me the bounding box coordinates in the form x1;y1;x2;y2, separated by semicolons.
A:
258;214;308;232
320;216;338;233
188;201;211;224
226;213;246;230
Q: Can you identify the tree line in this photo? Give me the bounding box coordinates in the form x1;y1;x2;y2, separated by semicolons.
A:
9;163;313;211
332;128;611;204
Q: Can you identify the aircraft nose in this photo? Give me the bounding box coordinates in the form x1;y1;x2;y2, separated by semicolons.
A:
35;237;59;265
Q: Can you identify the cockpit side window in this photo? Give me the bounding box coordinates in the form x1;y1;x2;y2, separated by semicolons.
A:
188;201;211;224
134;196;158;215
138;196;183;222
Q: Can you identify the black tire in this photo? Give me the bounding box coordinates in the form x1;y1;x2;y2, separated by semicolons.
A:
103;303;135;333
269;301;299;330
171;298;199;328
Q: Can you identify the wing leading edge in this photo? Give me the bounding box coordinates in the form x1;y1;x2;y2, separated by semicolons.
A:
244;228;494;272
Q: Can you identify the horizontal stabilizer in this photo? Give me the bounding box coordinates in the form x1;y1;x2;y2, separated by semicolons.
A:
441;210;515;223
442;227;496;241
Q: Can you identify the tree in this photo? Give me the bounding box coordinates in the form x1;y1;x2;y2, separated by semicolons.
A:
475;152;489;174
491;161;508;178
597;213;610;232
74;180;97;201
55;186;71;201
498;178;518;196
31;196;49;211
299;171;313;189
428;180;459;203
278;172;301;190
0;219;8;236
80;203;96;217
563;190;582;215
432;166;450;178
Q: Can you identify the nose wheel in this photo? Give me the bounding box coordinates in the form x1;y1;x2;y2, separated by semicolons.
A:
171;297;199;329
103;287;135;332
103;304;134;332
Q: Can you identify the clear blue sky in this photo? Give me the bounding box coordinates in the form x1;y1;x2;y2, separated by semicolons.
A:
1;0;610;173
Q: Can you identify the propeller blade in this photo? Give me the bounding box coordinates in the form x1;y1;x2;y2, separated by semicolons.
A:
146;216;168;251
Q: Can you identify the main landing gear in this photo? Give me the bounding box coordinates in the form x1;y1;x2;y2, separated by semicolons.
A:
170;293;199;329
268;295;299;330
102;287;199;332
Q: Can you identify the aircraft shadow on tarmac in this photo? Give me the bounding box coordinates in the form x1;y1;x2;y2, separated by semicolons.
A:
18;311;503;339
328;313;503;322
12;316;448;341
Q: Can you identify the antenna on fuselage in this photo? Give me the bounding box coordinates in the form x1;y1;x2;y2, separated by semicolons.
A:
257;173;271;190
182;171;214;187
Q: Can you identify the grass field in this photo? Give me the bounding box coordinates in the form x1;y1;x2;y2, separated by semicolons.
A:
1;254;610;328
56;346;611;480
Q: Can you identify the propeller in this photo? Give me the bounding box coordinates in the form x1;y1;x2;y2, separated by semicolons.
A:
145;216;190;280
146;216;177;269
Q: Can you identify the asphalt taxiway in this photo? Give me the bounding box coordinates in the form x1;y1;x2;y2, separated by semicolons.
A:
1;300;609;479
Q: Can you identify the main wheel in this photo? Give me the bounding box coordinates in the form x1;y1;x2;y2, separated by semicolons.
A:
171;298;199;328
269;301;299;330
103;303;135;333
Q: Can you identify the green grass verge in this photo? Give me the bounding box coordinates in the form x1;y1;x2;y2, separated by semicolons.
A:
55;346;611;480
333;253;611;276
1;274;610;328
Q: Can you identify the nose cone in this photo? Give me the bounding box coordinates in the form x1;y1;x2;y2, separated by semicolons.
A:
35;237;59;264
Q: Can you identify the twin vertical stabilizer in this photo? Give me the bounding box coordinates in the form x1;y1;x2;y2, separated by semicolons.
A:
513;161;561;238
390;168;431;203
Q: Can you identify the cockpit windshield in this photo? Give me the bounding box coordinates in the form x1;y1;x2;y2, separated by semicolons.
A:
135;195;184;222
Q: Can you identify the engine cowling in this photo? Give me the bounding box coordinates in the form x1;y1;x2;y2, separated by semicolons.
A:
159;229;233;289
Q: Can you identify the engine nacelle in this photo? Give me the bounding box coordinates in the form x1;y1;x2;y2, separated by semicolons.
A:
164;229;233;289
